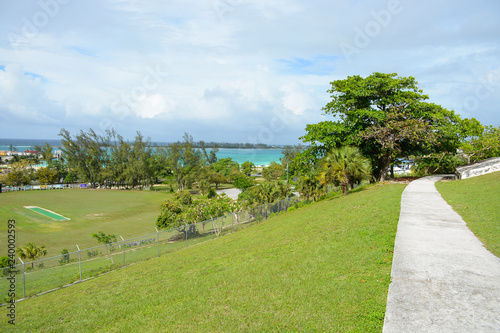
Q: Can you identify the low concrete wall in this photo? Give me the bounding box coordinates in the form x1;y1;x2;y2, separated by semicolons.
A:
455;157;500;180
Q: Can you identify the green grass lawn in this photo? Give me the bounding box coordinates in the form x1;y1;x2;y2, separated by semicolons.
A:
436;171;500;257
0;189;170;256
1;183;405;332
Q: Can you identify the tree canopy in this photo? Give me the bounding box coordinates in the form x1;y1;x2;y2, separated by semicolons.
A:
460;125;500;164
16;243;47;268
165;133;205;191
301;72;476;181
59;128;165;189
262;162;284;181
59;128;109;188
238;181;293;207
156;193;240;230
319;146;371;195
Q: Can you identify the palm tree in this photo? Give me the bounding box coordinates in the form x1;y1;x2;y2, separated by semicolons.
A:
273;181;293;200
255;182;276;204
297;171;323;201
16;243;48;268
320;146;371;196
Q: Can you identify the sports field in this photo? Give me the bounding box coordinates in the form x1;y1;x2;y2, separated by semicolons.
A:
0;189;170;256
2;183;406;332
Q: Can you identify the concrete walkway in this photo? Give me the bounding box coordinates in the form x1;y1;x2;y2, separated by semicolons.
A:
383;176;500;332
216;188;241;200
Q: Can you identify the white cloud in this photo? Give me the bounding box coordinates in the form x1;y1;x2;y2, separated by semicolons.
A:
0;63;65;124
0;0;499;142
134;94;173;119
281;81;315;115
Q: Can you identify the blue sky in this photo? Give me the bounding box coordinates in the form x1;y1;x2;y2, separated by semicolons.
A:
0;0;499;144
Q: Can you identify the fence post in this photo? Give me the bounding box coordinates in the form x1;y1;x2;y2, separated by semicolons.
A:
185;223;188;248
120;236;125;267
19;258;26;299
211;218;214;239
231;213;233;233
76;244;82;281
155;228;160;257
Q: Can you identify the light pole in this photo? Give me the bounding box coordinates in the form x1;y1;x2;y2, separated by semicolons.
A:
286;163;289;185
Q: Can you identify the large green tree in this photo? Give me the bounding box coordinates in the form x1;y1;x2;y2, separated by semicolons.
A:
36;167;59;184
301;72;472;181
280;145;305;180
212;157;239;177
40;142;54;166
232;172;254;191
460;125;500;164
59;128;110;188
199;140;218;164
124;132;156;188
241;161;255;175
262;162;284;181
102;130;160;189
166;133;205;191
0;160;36;186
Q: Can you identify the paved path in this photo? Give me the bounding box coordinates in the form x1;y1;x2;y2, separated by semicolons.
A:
383;176;500;332
216;188;241;200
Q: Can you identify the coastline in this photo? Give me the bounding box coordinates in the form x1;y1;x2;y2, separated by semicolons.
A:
0;144;284;167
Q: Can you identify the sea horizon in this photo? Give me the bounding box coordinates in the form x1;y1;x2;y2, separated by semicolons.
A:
0;139;286;166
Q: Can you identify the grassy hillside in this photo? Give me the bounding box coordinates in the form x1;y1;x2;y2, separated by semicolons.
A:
0;189;169;255
436;171;500;257
2;183;405;332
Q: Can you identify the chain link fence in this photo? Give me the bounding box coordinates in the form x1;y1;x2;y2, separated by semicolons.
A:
1;196;299;302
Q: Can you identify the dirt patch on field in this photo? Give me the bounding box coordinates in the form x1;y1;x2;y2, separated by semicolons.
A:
86;213;106;219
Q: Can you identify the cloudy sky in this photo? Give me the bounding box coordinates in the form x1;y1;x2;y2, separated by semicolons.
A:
0;0;499;144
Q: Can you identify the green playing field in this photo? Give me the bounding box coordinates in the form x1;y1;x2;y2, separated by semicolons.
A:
25;206;70;221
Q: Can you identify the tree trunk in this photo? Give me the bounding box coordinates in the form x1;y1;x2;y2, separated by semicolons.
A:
106;246;114;265
342;184;348;196
379;156;392;182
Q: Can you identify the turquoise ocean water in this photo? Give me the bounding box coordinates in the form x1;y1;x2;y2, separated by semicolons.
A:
0;140;284;166
211;148;283;166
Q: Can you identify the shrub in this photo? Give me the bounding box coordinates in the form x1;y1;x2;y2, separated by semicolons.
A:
207;188;217;198
58;249;70;264
174;190;193;205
